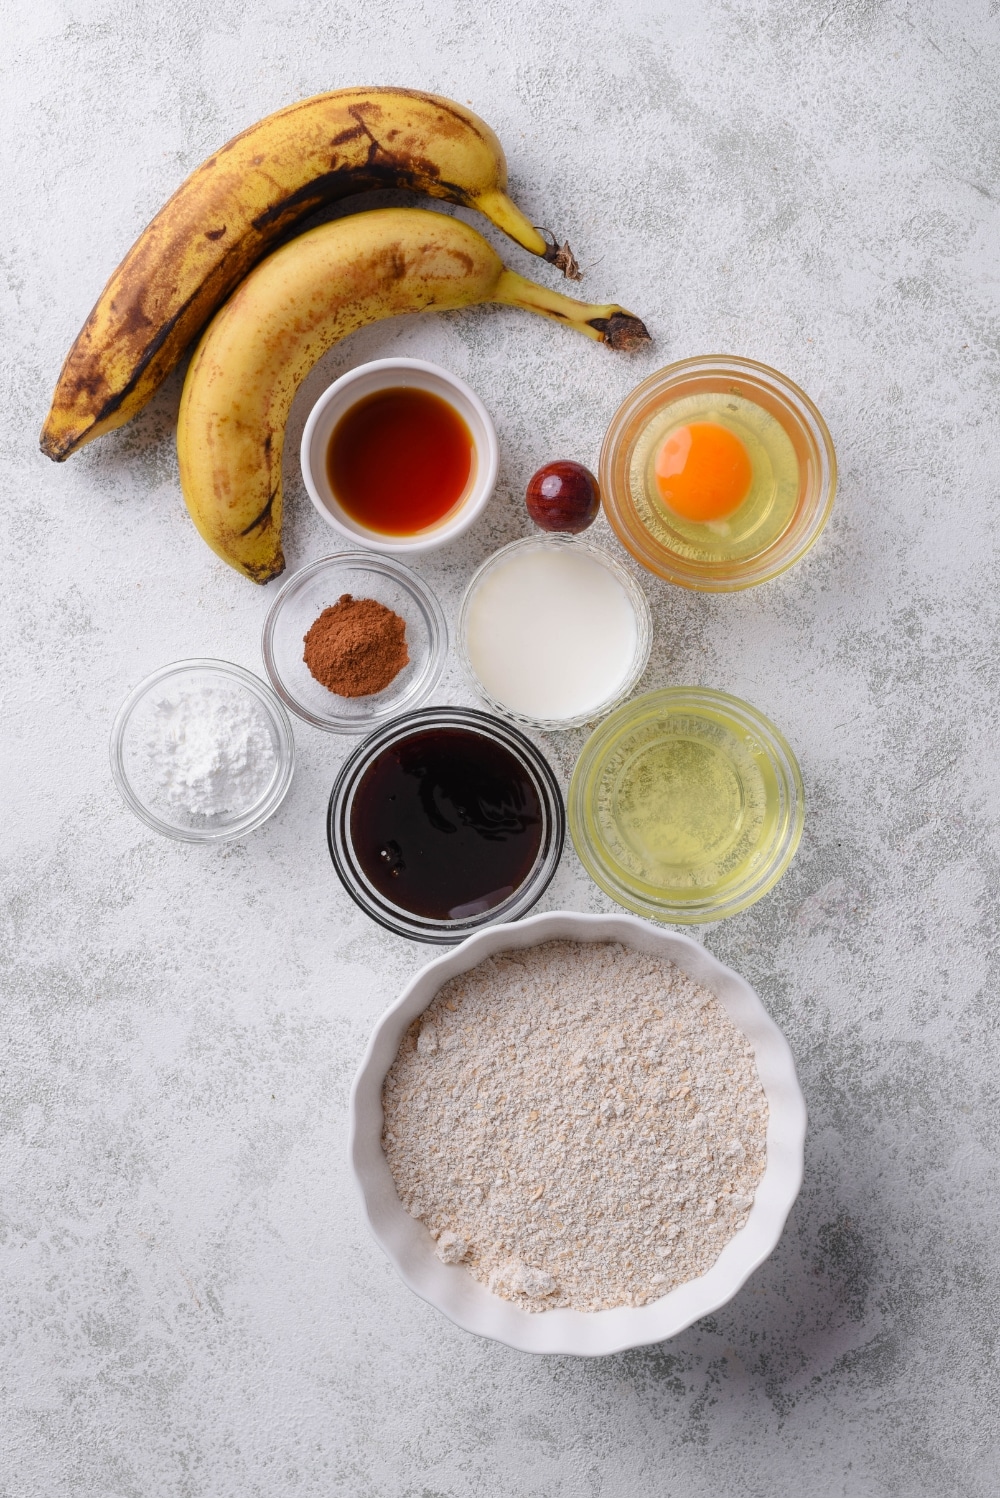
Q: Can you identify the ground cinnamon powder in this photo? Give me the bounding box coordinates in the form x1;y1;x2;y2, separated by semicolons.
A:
303;594;409;697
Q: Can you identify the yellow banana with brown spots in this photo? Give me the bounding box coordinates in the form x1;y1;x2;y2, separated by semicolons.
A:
40;87;580;462
177;207;649;582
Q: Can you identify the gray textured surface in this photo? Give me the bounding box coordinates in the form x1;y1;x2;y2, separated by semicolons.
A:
2;0;999;1495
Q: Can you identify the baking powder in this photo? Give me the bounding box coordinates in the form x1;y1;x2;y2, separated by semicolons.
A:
135;682;277;822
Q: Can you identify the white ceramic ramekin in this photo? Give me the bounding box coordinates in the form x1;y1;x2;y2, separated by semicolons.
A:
349;910;807;1357
300;358;499;554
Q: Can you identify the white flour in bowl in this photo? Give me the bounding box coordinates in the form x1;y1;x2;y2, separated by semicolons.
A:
132;683;277;823
382;940;768;1313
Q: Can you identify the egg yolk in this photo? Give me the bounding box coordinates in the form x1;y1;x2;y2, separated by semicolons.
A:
654;422;753;522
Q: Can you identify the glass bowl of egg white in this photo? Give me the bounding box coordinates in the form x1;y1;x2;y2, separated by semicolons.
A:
600;356;837;591
457;534;652;732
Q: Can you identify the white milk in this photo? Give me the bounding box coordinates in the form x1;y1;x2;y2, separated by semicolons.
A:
464;546;639;720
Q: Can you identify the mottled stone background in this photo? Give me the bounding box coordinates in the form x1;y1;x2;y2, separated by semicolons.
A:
3;0;998;1495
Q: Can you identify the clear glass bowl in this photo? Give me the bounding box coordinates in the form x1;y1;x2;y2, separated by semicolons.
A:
456;534;652;731
328;706;565;943
110;659;295;842
568;687;804;923
600;356;837;591
261;552;447;734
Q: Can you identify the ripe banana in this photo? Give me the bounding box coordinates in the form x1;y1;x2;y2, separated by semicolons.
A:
41;87;577;463
177;207;649;583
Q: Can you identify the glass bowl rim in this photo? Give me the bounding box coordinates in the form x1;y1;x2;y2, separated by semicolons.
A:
109;657;296;843
327;704;566;943
261;550;449;734
456;533;653;731
568;685;805;924
599;354;837;592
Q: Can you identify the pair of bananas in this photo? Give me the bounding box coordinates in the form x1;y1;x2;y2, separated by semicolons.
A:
41;87;649;582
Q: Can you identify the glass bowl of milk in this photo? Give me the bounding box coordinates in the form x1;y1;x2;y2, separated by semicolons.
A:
458;535;652;730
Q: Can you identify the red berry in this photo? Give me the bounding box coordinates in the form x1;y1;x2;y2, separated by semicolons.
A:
525;460;601;534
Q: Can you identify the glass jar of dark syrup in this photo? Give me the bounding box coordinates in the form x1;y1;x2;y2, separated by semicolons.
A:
328;707;565;943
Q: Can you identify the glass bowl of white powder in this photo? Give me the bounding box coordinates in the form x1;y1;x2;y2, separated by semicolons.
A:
110;659;295;842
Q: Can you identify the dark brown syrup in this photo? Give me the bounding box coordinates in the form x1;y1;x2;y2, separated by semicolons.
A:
350;727;543;920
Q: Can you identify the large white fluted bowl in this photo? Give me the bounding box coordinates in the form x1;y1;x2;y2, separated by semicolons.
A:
349;910;806;1357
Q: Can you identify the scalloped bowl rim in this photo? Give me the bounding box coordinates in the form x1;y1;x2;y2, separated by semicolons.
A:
349;909;806;1356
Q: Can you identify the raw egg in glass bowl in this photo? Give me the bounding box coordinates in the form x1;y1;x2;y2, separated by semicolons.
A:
600;356;836;590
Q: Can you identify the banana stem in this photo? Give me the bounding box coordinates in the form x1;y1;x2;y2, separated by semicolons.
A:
473;191;551;259
473;191;584;279
493;269;651;350
537;230;583;281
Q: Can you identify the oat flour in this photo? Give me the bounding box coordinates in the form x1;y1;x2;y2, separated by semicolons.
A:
382;940;769;1313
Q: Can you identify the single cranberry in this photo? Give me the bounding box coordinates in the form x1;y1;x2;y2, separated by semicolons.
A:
525;460;601;534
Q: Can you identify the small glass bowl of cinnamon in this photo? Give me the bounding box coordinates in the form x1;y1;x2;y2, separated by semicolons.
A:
261;553;447;734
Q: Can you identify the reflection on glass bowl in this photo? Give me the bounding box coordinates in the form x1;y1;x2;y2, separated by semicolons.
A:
569;687;804;923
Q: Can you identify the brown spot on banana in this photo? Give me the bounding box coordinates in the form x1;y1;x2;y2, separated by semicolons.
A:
239;488;279;537
330;123;367;146
244;547;286;585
